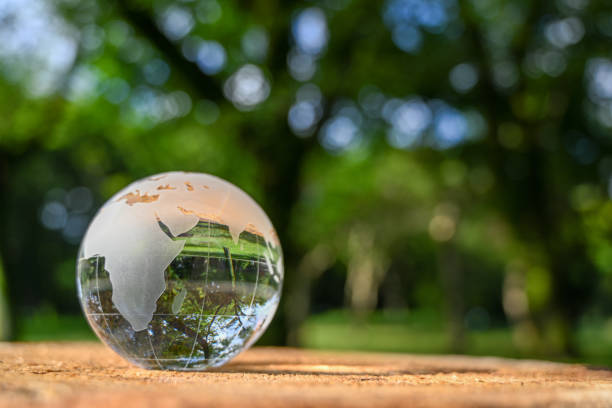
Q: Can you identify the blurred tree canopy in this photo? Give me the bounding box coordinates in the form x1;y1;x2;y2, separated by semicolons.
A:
0;0;611;360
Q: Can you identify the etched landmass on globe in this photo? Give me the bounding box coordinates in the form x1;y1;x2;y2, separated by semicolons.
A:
80;171;282;333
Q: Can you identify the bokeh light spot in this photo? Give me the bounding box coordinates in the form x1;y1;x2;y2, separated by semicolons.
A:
158;5;195;41
223;64;270;110
242;27;269;62
196;40;227;75
449;63;478;93
143;58;171;86
194;99;220;125
293;8;329;55
41;201;68;231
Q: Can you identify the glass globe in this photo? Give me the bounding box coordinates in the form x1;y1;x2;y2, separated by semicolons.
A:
76;172;283;371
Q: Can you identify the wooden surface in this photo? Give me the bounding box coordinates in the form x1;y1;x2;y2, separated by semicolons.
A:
0;342;610;408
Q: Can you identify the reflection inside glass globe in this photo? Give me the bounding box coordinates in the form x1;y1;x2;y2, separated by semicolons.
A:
76;172;283;371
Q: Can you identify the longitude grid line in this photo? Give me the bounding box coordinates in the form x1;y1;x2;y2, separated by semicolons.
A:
94;257;130;359
248;234;260;310
218;243;251;354
146;232;176;369
184;219;210;368
147;332;163;369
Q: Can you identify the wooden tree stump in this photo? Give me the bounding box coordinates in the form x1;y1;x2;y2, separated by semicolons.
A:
1;342;610;407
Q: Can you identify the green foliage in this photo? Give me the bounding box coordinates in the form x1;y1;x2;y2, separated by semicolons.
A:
0;0;611;365
302;309;612;366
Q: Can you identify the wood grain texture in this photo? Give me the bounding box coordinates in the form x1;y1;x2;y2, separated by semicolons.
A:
1;342;610;408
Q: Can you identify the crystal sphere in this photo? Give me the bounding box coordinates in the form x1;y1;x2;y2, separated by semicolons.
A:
76;172;283;370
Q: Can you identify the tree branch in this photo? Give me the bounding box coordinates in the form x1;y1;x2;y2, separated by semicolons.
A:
116;1;224;101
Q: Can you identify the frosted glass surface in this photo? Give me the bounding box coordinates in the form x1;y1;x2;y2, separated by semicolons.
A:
77;172;283;370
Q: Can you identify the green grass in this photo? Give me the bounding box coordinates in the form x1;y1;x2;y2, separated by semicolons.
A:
300;309;612;367
18;312;96;342
16;307;612;368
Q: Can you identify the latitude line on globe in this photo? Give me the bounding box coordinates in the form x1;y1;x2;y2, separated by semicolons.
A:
76;172;284;370
86;313;257;317
181;255;269;266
